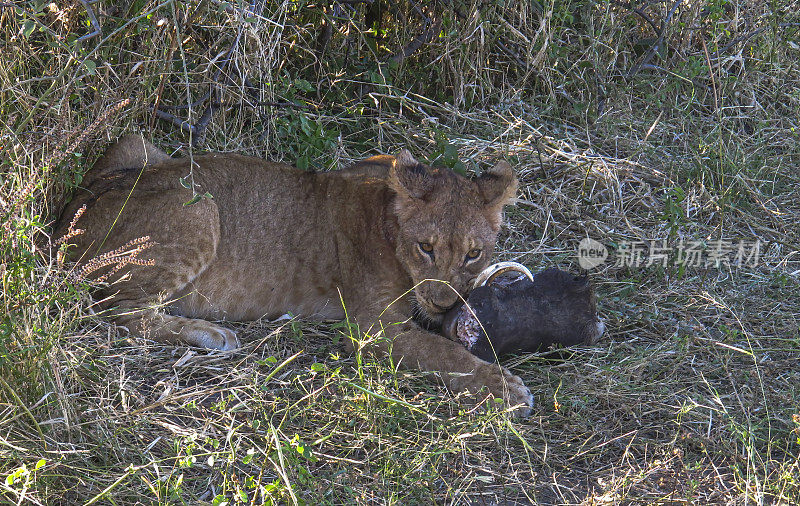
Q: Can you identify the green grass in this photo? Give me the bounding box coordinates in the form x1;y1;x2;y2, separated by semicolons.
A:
2;0;800;503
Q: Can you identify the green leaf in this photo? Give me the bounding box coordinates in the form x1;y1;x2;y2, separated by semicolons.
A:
35;459;45;470
294;79;315;93
310;363;325;372
22;20;36;38
297;155;309;171
179;177;191;189
183;194;202;206
242;448;255;464
83;60;96;75
300;115;312;136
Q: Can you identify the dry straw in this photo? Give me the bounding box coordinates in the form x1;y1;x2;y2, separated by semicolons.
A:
2;98;132;250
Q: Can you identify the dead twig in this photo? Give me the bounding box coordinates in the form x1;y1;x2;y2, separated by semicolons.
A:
77;0;102;42
495;39;528;70
389;18;442;65
709;22;800;59
188;3;254;147
190;88;220;146
627;0;682;78
609;0;660;36
150;108;197;136
351;5;443;101
153;91;212;111
149;27;180;134
700;36;718;114
151;0;267;146
388;0;440;66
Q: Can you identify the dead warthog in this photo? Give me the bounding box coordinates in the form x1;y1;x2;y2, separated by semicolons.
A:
442;264;605;362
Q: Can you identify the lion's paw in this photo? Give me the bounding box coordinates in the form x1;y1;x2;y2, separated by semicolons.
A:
452;362;534;417
184;323;240;351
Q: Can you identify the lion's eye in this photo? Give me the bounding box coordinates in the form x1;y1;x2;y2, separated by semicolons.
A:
418;242;434;258
465;248;482;262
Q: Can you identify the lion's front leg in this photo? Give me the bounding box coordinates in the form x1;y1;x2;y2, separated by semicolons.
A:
353;313;534;416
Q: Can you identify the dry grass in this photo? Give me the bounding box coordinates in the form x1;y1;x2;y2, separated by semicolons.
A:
2;0;799;504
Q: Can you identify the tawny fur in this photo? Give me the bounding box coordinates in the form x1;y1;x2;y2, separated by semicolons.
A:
55;135;533;414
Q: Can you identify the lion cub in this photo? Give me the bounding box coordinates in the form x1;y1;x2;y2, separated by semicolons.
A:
56;135;533;414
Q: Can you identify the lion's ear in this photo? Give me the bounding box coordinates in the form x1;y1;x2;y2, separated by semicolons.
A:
477;161;518;208
388;149;432;200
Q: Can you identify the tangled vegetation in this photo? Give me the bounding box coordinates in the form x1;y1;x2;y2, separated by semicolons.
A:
1;0;799;503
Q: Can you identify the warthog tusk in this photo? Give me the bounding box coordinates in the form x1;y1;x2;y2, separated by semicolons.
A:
473;261;534;289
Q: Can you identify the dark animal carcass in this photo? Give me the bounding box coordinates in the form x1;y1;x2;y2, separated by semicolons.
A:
441;265;605;363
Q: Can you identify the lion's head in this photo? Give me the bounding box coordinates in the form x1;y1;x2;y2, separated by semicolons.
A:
387;150;518;324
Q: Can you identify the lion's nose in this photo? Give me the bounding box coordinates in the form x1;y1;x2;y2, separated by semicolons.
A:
432;301;459;312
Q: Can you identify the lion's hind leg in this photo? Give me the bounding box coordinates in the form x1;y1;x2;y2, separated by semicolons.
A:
80;188;238;350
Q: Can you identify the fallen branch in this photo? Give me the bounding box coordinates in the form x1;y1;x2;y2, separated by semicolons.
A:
190;88;220;146
149;27;179;133
495;39;527;70
151;92;312;138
